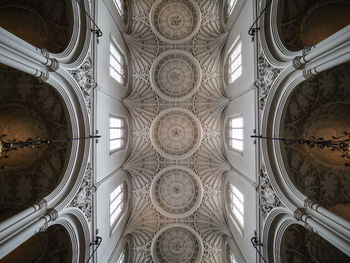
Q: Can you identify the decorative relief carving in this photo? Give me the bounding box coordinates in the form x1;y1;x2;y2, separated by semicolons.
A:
71;163;95;221
150;0;201;44
258;165;282;219
151;166;203;218
254;54;281;110
69;54;96;112
152;224;203;263
150;108;203;160
150;50;202;101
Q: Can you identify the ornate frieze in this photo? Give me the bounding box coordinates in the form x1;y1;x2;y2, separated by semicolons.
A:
258;165;282;219
69;54;96;112
71;163;95;221
254;53;281;110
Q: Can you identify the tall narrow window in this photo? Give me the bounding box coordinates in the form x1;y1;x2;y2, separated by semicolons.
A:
117;251;125;263
110;184;124;227
229;184;244;228
110;41;126;84
227;0;238;17
113;0;124;17
227;38;242;84
227;116;243;152
109;116;126;152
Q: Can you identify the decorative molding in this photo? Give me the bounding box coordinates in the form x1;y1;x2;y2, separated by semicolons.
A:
69;54;96;112
254;53;281;110
71;163;95;222
258;165;282;220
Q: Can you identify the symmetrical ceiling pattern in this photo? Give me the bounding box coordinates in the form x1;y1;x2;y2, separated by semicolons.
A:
123;0;233;262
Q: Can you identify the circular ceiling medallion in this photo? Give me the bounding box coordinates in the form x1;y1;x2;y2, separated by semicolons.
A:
150;108;202;160
150;0;201;44
151;166;203;218
150;50;202;101
152;224;203;263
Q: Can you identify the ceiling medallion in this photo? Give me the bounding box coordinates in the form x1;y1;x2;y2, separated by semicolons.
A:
150;0;201;44
152;224;203;263
150;50;202;101
151;166;203;218
150;108;203;160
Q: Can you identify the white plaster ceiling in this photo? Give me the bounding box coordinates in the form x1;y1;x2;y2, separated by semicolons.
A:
123;0;232;262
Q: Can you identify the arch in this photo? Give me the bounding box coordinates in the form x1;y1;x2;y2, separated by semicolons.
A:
280;63;350;215
0;224;73;263
280;223;350;263
0;66;72;222
0;0;73;54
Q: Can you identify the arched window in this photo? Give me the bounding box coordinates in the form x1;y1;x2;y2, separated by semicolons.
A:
229;184;244;228
227;116;244;152
109;183;125;228
226;37;242;84
117;251;125;263
110;40;126;85
109;115;126;152
227;0;238;17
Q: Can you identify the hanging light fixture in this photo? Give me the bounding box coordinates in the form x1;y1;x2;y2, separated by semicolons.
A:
252;131;350;167
0;134;100;166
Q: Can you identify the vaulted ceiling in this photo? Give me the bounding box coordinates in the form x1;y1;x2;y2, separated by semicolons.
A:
122;0;232;262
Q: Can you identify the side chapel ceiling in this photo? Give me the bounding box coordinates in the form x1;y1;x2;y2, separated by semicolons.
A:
122;0;233;262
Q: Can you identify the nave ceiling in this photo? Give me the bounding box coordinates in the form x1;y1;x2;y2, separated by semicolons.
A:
122;0;234;262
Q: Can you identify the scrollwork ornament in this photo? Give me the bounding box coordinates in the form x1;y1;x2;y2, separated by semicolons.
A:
71;162;94;221
69;54;96;113
254;53;281;110
258;164;282;219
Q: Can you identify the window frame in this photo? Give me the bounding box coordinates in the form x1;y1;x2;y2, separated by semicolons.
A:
225;36;242;85
226;115;244;153
109;38;127;85
109;115;127;154
117;250;125;263
113;0;124;18
109;183;126;231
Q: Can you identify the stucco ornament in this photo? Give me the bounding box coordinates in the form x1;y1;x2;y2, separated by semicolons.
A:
254;53;281;110
152;224;203;263
69;54;96;112
71;163;95;221
150;108;203;160
151;50;202;101
150;0;201;44
151;166;203;218
258;165;282;219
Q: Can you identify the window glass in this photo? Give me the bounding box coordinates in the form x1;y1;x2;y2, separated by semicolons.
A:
227;39;242;84
110;41;126;84
228;116;243;152
110;184;124;227
109;116;126;152
113;0;124;16
229;184;244;228
227;0;238;16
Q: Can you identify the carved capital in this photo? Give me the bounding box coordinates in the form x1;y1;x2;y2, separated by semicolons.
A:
292;56;304;69
294;208;306;221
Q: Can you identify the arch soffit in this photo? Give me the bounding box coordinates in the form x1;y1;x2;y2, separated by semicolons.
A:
50;208;91;263
262;208;301;263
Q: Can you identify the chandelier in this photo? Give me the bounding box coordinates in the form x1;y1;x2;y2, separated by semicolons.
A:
0;134;100;166
252;131;350;167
